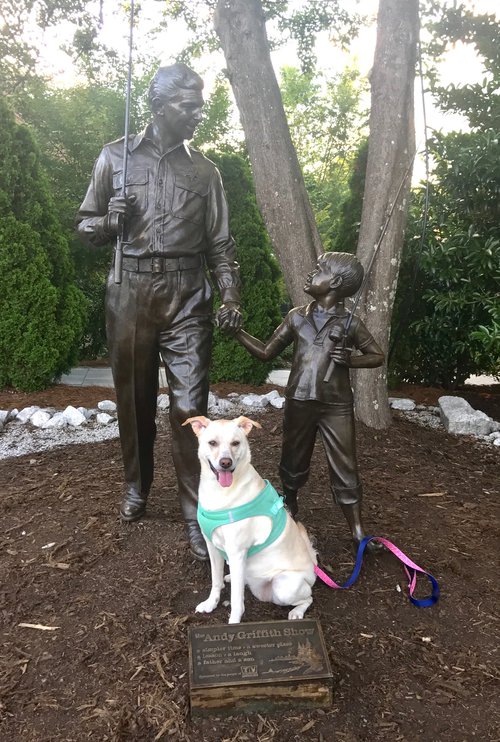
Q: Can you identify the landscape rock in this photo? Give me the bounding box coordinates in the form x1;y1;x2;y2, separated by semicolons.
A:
16;406;40;423
43;412;68;429
403;410;442;431
157;394;170;411
240;393;269;408
96;412;114;425
31;410;53;428
208;397;238;416
269;395;286;409
78;406;95;420
389;398;416;411
262;389;281;402
415;404;440;415
438;396;495;436
97;400;117;413
62;405;87;427
486;431;500;441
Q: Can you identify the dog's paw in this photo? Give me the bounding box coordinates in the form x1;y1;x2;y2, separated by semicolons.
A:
224;574;231;584
228;613;243;624
196;598;219;614
288;606;307;620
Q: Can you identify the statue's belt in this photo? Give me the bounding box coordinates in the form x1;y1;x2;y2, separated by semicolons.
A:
121;254;203;273
197;480;287;560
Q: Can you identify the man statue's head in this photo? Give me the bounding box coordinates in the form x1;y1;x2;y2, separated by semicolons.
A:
148;63;204;144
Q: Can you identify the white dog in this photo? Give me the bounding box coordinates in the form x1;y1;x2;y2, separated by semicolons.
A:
183;415;317;624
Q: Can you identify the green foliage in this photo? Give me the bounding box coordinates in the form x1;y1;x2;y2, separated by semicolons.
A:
0;100;87;389
18;84;127;228
14;74;157;359
0;217;63;391
424;4;500;130
390;131;500;388
273;1;360;73
0;0;104;95
333;139;368;254
390;4;500;388
162;1;360;73
192;76;238;151
206;151;285;385
280;65;367;251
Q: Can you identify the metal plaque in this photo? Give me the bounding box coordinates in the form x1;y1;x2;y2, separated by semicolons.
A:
189;619;332;689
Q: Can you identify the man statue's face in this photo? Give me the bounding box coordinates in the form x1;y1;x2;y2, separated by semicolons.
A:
156;88;204;143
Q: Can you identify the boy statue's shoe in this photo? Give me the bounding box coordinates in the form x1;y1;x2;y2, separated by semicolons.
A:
352;536;384;554
186;520;209;561
120;491;147;522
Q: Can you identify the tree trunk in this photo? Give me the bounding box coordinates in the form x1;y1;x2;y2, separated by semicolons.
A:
214;0;323;306
352;0;418;428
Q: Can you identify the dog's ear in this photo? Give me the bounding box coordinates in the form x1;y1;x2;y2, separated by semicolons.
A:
236;416;262;436
182;416;211;437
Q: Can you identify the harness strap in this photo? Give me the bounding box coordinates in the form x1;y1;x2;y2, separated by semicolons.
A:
197;480;287;560
314;536;439;608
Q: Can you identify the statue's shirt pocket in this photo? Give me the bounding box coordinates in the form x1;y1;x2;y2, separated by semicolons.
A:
112;169;149;214
172;174;207;224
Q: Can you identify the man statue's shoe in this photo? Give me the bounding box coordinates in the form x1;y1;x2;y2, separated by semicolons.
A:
120;492;147;522
186;520;209;561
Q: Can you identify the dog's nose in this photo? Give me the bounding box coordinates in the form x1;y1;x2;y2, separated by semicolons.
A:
219;457;233;470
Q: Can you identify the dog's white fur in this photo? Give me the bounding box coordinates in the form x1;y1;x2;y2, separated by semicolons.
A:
183;415;317;624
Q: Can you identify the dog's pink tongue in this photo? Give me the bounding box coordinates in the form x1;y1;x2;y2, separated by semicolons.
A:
218;470;233;488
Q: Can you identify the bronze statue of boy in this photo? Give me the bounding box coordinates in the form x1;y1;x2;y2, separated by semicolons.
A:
233;252;384;550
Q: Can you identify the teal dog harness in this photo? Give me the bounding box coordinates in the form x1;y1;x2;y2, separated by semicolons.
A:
197;480;287;560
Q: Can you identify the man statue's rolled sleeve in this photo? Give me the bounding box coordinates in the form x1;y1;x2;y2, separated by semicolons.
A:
205;167;241;304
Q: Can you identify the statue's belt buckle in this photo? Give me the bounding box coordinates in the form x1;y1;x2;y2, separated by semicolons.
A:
151;256;164;273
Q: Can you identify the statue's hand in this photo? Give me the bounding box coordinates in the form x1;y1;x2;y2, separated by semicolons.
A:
216;303;243;334
105;195;135;235
329;347;353;367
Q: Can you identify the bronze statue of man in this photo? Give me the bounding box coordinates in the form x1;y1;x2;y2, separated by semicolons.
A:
76;63;242;560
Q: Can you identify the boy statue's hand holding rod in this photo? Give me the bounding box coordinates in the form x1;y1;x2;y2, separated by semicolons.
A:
224;252;385;551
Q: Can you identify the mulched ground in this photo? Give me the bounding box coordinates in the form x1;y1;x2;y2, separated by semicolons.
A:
0;382;499;741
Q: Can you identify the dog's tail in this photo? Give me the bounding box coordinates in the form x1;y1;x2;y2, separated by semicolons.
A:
296;522;318;565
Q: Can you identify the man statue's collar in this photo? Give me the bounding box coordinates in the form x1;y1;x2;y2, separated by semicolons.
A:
130;125;192;158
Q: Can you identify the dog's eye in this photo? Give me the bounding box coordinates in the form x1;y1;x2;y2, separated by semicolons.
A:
231;440;240;447
208;440;217;447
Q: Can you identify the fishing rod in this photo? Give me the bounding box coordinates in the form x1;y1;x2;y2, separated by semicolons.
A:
323;151;417;383
114;0;135;284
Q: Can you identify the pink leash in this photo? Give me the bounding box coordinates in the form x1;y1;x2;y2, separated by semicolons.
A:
314;536;440;607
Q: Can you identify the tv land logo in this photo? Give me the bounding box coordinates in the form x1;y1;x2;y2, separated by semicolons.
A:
240;664;258;678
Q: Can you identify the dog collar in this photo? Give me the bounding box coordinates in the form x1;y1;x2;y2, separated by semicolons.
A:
197;480;287;560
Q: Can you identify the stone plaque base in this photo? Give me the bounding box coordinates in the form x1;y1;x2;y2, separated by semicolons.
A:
188;619;333;717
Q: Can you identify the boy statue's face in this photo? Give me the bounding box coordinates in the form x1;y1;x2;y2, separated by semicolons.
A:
304;261;339;298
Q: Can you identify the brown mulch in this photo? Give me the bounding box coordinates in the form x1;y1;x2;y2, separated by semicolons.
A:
0;382;499;741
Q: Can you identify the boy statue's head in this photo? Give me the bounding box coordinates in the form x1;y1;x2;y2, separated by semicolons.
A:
305;252;364;300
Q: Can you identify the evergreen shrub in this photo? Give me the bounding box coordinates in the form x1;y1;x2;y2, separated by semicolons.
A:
0;217;61;390
207;151;285;384
0;101;87;390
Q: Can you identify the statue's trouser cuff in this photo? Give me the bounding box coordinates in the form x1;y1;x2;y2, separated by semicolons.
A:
105;266;213;519
279;398;362;503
